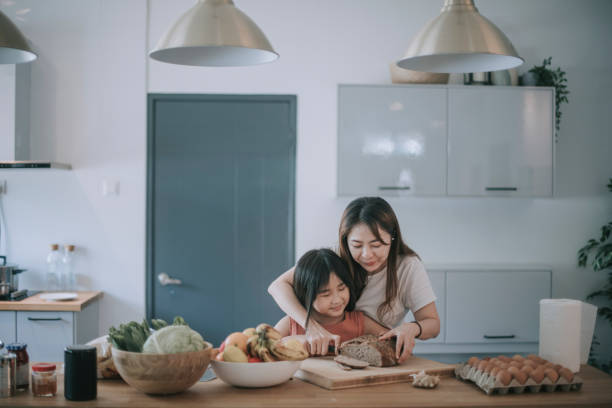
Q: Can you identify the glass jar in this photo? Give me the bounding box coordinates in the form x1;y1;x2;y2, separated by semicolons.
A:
5;343;28;390
31;363;57;397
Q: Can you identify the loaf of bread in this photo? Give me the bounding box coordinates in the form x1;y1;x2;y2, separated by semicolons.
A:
338;334;398;367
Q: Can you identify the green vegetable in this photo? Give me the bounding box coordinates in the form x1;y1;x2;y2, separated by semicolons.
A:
142;325;207;354
108;316;198;352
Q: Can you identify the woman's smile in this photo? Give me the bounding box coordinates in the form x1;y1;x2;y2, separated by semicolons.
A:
347;223;392;274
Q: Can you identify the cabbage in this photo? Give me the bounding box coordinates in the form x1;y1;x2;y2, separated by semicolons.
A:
142;325;207;354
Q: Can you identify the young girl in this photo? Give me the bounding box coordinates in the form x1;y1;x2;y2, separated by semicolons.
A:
275;248;387;349
270;197;440;361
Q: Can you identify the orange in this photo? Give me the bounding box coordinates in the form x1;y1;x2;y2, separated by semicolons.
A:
224;332;248;354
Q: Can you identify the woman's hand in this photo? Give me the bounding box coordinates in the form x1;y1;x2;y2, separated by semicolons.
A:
305;320;341;356
379;322;420;363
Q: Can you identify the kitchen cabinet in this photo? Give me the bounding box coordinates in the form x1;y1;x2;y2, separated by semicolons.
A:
413;268;551;356
0;311;16;343
447;87;554;196
0;291;101;361
337;85;447;196
337;85;554;197
445;270;551;343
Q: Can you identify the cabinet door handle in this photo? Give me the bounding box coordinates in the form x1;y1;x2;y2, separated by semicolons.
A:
485;187;518;191
378;186;411;190
483;334;515;339
27;317;62;321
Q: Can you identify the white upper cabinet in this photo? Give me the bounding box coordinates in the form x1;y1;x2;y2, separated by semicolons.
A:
337;85;554;197
337;85;447;196
447;87;554;197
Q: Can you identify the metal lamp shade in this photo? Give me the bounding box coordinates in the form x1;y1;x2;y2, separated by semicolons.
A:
149;0;278;67
0;10;37;64
397;0;522;73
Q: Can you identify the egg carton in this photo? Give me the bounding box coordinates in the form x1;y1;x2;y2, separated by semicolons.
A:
455;363;583;395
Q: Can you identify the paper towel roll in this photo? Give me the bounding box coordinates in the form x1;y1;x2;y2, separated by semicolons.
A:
539;299;597;373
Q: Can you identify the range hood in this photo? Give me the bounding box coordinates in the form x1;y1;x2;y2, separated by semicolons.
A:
0;65;71;170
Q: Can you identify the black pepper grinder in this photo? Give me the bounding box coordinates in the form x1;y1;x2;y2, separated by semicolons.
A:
64;345;97;401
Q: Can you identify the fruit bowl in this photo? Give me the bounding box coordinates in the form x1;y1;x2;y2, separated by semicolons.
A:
211;359;302;388
111;343;212;395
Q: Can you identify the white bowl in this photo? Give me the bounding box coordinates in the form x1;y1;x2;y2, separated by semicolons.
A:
211;360;302;388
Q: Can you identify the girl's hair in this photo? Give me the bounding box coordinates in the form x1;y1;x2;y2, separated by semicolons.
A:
338;197;419;322
293;248;356;328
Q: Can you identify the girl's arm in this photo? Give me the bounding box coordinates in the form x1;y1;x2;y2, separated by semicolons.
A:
362;315;389;336
379;301;440;363
268;267;341;355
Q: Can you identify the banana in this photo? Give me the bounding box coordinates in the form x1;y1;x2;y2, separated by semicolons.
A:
256;323;282;342
246;335;259;358
257;345;278;362
269;339;309;361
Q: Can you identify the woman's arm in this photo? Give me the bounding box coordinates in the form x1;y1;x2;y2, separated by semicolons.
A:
268;267;341;355
274;316;291;337
379;301;440;363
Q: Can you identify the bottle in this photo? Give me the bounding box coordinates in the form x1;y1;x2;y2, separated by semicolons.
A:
60;245;75;291
45;244;61;291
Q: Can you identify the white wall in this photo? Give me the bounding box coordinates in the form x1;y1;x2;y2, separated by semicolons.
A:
1;0;611;359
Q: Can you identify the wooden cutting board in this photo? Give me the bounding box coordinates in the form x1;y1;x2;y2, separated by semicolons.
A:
294;356;455;390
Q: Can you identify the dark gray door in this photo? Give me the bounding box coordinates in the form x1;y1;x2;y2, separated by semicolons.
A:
146;94;296;345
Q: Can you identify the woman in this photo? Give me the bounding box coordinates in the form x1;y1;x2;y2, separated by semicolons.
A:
268;197;440;363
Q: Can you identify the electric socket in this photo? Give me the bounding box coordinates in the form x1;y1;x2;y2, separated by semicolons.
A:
0;180;6;195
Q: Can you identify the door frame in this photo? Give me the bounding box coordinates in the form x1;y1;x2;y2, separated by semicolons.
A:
145;93;297;320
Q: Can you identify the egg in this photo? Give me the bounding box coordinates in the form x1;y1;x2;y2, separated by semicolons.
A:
498;362;510;369
558;367;574;382
512;354;525;361
490;366;501;376
522;359;537;368
530;367;545;383
484;362;496;373
467;357;479;367
544;362;555;369
521;365;534;376
544;368;559;382
477;360;489;372
554;364;563;372
497;355;512;363
488;358;499;365
496;370;512;386
508;366;528;384
509;361;522;368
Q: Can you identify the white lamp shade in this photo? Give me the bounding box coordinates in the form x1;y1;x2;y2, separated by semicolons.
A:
397;0;523;73
149;0;278;67
0;10;37;64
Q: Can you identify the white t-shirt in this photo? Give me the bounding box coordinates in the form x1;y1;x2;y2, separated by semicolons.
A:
354;255;436;329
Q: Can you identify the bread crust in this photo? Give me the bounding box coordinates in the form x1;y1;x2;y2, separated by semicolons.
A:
338;334;398;367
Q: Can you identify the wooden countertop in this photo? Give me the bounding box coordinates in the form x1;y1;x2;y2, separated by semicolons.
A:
1;364;610;407
0;291;102;312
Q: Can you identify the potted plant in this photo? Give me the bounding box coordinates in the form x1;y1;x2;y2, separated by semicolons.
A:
522;57;569;136
577;178;612;373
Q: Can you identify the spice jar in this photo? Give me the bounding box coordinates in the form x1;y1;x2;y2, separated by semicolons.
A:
0;353;16;398
31;363;56;397
6;343;28;390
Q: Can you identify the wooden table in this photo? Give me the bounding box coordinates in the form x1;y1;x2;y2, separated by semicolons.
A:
1;364;611;407
0;291;103;311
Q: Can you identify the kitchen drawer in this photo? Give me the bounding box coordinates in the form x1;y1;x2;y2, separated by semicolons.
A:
446;270;551;343
18;311;73;362
406;270;445;344
0;311;16;343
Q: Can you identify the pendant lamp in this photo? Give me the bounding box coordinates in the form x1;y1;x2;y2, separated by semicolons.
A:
149;0;278;67
0;10;37;64
397;0;522;73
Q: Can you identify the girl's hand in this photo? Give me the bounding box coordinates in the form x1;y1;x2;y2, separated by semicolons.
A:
379;322;420;363
305;320;341;356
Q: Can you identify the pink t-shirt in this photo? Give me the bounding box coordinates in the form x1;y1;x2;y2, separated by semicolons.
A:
289;310;365;346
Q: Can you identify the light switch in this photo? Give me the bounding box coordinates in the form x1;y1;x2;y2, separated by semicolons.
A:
101;179;120;196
